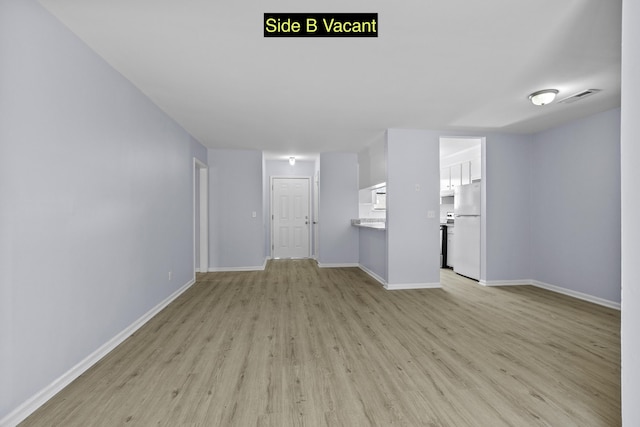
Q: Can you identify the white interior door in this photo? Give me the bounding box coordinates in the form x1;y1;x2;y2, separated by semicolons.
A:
272;177;310;258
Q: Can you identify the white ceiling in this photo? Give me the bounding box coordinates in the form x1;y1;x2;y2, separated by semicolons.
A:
38;0;622;160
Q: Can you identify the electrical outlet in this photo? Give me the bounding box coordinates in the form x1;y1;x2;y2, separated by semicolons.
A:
168;271;172;281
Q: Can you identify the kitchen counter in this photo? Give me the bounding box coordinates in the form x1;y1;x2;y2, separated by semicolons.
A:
354;222;386;230
352;219;386;230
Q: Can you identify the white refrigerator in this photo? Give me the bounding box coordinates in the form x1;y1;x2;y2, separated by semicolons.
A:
453;182;481;280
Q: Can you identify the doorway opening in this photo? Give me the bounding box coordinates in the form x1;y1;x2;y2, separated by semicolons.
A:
194;158;208;273
313;171;319;259
439;137;484;281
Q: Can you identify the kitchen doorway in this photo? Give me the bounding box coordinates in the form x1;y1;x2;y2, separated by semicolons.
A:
271;177;311;259
439;137;483;279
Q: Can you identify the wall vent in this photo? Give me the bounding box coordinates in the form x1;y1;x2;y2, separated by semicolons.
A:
558;89;601;104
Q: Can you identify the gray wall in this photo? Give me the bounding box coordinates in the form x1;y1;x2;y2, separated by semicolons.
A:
208;149;265;269
0;0;207;420
482;133;533;283
531;109;621;302
450;123;619;299
621;0;640;422
358;134;386;189
264;159;317;257
386;129;440;286
318;152;359;266
358;228;387;282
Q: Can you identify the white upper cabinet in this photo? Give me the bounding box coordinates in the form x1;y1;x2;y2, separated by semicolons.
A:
450;163;462;188
440;167;451;190
441;161;474;192
470;157;482;181
461;161;471;185
440;139;482;191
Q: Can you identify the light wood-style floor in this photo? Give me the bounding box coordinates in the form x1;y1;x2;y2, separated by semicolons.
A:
21;260;620;426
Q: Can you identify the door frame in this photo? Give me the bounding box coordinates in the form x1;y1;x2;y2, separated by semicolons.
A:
270;176;312;259
313;170;319;259
194;158;208;273
438;135;485;280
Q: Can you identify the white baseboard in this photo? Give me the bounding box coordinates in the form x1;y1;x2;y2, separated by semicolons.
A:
0;278;196;427
358;264;386;286
478;278;620;310
385;282;442;290
478;279;531;287
531;280;621;310
208;266;264;272
317;262;359;268
207;258;268;272
345;265;442;291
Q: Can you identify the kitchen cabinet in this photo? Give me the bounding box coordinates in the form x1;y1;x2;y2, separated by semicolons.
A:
440;168;451;191
441;161;473;192
461;161;471;185
471;158;481;181
450;164;462;188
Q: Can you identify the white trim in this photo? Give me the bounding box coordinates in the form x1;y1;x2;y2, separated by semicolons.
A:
208;258;268;272
313;170;319;259
0;278;196;427
477;278;621;310
384;282;442;290
358;264;386;286
198;165;208;273
193;158;208;275
478;279;531;287
317;262;359;268
531;280;621;310
208;266;264;272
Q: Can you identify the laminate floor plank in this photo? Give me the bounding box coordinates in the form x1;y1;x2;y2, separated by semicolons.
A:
20;260;620;426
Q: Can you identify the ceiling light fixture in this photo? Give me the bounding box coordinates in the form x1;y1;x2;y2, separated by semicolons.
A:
528;89;559;106
289;156;296;165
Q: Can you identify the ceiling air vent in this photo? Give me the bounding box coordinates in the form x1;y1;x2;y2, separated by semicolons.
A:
558;89;601;104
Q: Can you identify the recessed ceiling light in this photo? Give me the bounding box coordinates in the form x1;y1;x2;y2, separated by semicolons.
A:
528;89;559;106
289;156;296;165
